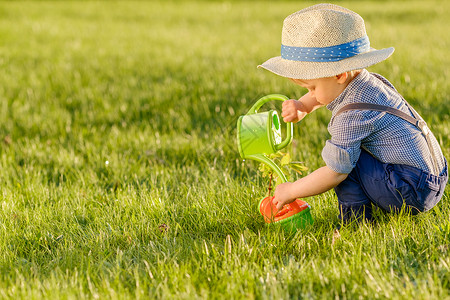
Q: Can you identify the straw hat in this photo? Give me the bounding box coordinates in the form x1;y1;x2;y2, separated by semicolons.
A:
258;3;394;80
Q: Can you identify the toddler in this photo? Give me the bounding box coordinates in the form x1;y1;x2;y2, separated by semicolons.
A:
258;3;448;223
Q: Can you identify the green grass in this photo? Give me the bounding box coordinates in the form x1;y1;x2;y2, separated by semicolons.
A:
0;0;449;298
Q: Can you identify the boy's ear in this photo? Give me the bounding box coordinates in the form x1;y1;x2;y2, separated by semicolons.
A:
335;72;348;84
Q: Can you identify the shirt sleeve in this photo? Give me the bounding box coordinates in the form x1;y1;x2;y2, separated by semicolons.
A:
322;110;378;174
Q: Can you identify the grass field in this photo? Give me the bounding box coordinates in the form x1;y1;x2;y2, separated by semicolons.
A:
0;0;449;298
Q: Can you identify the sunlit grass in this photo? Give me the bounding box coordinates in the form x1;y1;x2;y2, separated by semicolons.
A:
0;0;448;298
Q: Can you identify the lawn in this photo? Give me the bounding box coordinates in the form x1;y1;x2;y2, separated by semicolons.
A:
0;0;449;298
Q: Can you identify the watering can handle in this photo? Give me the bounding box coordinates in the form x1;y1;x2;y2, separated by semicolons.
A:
247;94;293;151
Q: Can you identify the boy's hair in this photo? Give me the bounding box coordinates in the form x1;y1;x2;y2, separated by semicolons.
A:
346;70;362;78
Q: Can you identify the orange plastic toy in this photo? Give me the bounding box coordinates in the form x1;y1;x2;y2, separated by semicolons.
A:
259;196;313;231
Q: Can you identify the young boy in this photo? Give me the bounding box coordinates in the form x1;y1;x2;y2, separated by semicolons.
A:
258;3;448;223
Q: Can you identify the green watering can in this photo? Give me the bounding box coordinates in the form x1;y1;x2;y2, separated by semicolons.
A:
237;94;314;231
237;94;293;181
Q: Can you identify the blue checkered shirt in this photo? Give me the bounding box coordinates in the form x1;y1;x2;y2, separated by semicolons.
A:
322;69;446;175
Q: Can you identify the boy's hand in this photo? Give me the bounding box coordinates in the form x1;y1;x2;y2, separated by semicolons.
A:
272;182;296;210
281;99;308;123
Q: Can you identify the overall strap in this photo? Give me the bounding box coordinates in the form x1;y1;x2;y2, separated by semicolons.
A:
335;102;439;175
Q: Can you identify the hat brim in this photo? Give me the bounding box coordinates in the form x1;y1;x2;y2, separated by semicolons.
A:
258;47;394;80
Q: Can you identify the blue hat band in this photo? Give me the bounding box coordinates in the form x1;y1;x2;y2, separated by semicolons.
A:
281;36;370;62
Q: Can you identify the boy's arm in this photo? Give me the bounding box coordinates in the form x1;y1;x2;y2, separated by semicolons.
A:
281;92;324;123
273;166;348;210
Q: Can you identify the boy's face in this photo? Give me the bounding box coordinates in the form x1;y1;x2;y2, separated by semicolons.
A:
290;75;348;105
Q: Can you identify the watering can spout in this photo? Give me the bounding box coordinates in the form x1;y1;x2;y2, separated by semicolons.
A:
246;154;288;183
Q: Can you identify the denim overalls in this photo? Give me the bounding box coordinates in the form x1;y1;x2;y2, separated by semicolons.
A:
333;101;448;222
